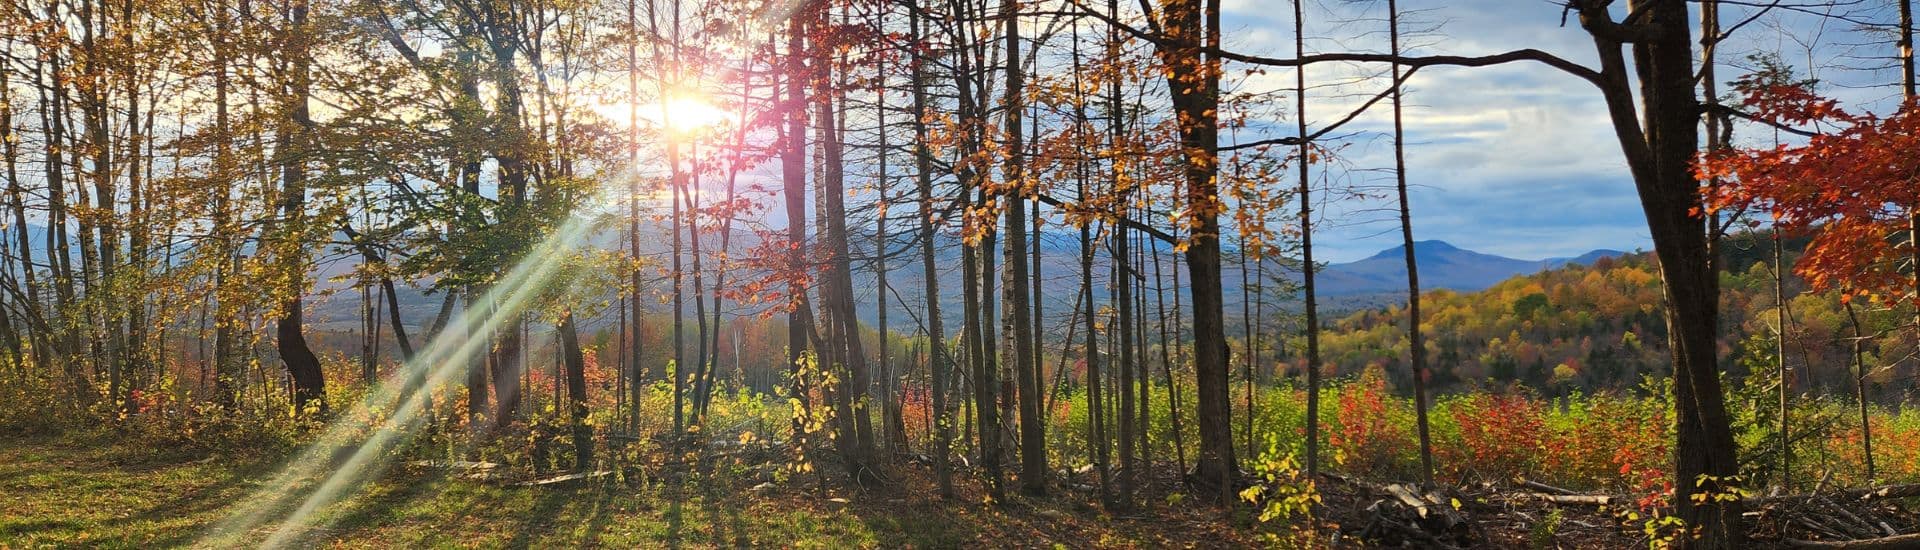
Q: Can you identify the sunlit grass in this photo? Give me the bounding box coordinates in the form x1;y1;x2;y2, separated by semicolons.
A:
200;202;609;547
0;433;1146;548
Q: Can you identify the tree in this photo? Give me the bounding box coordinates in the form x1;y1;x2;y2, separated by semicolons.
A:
1702;68;1920;323
1289;0;1322;482
1134;0;1236;498
1386;0;1436;485
270;0;327;416
906;3;956;499
1000;0;1045;496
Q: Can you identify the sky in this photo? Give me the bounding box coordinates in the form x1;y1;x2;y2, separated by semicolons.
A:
1216;0;1914;263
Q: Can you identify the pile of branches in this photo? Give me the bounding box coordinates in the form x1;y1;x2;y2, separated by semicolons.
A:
1319;475;1920;548
1748;483;1920;548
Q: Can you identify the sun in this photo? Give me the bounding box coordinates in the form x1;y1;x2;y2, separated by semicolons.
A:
660;96;731;135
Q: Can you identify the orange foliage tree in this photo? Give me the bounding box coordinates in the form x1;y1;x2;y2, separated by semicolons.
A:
1699;66;1920;309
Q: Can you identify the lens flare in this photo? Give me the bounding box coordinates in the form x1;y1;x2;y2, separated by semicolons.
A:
199;199;607;548
661;96;731;134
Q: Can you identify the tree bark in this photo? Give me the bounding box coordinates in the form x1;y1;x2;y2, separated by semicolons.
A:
908;4;954;499
275;0;326;416
1152;0;1236;497
1387;0;1435;485
1000;0;1045;496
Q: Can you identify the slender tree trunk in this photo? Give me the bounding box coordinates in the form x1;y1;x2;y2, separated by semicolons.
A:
1134;228;1150;479
1774;231;1792;489
208;0;237;409
1844;298;1874;482
947;0;1003;497
37;7;88;403
964;198;1002;499
782;11;812;440
875;55;903;458
908;5;954;499
816;32;876;468
1237;237;1255;457
559;310;592;471
275;0;326;416
1;55;45;372
1114;216;1136;506
1387;0;1435;485
625;0;646;434
1000;0;1044;496
1152;227;1187;475
1899;0;1916;411
1068;23;1110;495
1291;0;1322;481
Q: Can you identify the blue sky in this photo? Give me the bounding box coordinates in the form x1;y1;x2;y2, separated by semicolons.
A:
1218;0;1914;262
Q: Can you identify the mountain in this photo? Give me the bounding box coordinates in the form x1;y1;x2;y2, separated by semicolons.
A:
1312;240;1626;297
1544;248;1630;268
4;220;1625;331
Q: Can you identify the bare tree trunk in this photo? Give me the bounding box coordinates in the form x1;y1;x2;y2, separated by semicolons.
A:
1573;1;1745;542
947;0;1003;497
120;0;149;398
875;54;904;458
1153;227;1187;475
559;310;592;471
1844;298;1874;482
624;0;646;434
36;4;89;404
1;51;46;372
1114;215;1136;507
1899;0;1916;415
908;4;954;498
274;0;326;416
1150;0;1235;497
1387;0;1435;485
782;10;812;441
1774;231;1793;489
78;0;120;406
815;28;876;468
963;195;1002;499
1289;0;1322;482
1000;0;1044;496
207;0;238;409
1134;227;1150;479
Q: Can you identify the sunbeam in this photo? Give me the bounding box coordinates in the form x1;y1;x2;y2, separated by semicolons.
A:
199;202;607;548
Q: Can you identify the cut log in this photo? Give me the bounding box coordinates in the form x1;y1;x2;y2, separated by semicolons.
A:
409;460;502;471
1384;483;1469;535
518;471;611;487
1520;479;1578;496
1783;533;1920;549
1529;493;1613;506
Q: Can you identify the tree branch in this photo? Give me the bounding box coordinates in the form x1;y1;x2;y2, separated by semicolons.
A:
1222;65;1421;151
1709;103;1821;138
1053;1;1605;88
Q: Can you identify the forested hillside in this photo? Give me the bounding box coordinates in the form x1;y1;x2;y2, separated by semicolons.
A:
1310;234;1920;402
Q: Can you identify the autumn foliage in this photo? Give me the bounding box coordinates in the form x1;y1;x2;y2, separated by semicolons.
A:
1698;67;1920;308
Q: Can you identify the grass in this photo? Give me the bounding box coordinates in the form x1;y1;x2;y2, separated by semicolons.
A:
0;432;1250;548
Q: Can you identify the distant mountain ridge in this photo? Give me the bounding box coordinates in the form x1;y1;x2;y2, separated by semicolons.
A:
4;222;1627;328
1313;240;1627;297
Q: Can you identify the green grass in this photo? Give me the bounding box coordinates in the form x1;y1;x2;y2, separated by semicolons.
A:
0;433;1239;549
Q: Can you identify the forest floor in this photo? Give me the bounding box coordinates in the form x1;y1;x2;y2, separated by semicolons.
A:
0;432;1260;548
11;436;1920;546
21;430;1904;548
